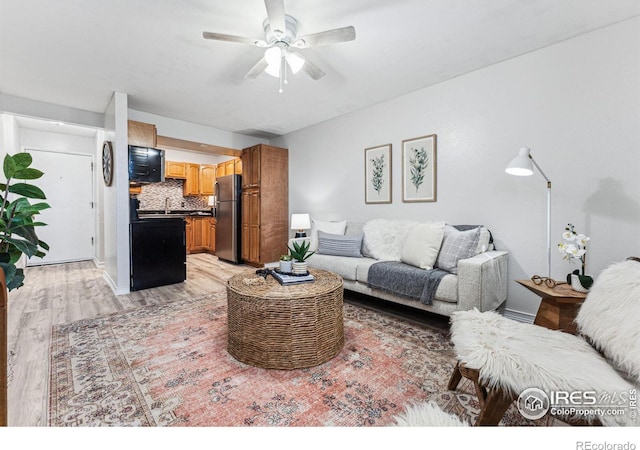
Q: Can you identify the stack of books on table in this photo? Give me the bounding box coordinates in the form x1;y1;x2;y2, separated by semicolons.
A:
271;270;315;285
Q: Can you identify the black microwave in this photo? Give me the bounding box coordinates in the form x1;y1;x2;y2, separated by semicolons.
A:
128;145;165;183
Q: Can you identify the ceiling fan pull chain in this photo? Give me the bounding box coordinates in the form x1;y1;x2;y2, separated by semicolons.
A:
277;52;287;93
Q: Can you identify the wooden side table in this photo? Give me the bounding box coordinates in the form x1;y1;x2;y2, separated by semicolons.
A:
516;279;588;334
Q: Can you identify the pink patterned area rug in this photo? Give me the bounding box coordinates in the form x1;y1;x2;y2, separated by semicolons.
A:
48;293;552;426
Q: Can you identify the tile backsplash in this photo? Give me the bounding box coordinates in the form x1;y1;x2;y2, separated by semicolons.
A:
134;179;210;211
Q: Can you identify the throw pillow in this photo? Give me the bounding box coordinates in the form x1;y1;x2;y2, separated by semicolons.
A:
435;225;481;274
317;231;364;258
362;219;418;261
309;219;347;252
476;227;491;254
400;222;445;269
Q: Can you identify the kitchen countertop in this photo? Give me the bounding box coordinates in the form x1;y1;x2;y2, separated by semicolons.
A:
137;210;214;219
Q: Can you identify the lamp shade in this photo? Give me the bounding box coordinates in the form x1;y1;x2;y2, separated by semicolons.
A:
291;213;311;230
505;147;534;176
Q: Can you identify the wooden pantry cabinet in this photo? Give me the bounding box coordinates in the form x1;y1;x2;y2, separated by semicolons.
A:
240;144;288;266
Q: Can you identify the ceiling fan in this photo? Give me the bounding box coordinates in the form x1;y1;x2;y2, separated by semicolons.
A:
203;0;356;92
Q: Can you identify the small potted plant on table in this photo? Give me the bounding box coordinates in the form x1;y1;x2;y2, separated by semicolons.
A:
287;240;314;275
279;254;292;273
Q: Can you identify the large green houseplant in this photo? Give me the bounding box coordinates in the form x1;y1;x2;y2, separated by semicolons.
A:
0;152;50;290
0;151;50;426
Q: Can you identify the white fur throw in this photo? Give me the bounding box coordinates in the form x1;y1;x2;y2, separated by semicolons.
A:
575;259;640;383
391;401;468;427
362;219;417;261
450;309;638;426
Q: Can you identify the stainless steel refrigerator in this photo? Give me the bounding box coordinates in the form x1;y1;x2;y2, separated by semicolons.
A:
215;174;242;263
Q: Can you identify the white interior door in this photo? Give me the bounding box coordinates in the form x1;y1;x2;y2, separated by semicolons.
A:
25;149;94;265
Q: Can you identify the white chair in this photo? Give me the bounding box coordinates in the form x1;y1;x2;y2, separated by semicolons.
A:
447;258;640;426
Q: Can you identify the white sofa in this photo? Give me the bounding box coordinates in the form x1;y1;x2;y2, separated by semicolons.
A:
298;219;508;318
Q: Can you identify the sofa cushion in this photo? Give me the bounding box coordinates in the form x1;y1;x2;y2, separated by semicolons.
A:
435;225;481;274
317;231;364;258
362;219;417;261
309;219;347;252
307;253;376;281
401;222;445;269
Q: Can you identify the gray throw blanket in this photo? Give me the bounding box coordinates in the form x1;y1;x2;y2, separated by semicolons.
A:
367;261;449;305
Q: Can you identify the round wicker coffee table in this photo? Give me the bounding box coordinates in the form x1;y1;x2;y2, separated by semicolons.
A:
226;269;344;370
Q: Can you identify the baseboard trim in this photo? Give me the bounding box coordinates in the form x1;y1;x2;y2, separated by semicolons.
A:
502;308;535;324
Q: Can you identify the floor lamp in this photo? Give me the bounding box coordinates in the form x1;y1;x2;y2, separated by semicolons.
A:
506;147;552;278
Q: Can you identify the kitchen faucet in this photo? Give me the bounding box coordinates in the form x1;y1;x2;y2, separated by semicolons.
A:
165;197;170;214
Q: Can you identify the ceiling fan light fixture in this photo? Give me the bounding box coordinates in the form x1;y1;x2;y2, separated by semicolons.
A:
286;52;305;74
264;46;282;67
265;62;280;78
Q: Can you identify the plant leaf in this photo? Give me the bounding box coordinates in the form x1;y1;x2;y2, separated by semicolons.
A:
3;154;16;180
8;183;46;199
2;235;38;257
14;168;44;180
12;152;33;170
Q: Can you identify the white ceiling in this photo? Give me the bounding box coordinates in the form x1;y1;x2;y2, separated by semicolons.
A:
1;0;639;138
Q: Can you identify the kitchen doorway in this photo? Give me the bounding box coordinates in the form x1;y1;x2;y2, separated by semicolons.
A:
25;148;95;265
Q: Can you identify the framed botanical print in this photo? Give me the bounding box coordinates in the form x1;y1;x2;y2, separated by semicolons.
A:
402;134;436;202
364;144;392;204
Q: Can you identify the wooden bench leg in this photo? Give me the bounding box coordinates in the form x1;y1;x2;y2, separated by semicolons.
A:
447;362;463;390
449;363;516;426
475;387;516;426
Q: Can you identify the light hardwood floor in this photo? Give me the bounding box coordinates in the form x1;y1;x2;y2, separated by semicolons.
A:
7;253;449;427
6;253;250;426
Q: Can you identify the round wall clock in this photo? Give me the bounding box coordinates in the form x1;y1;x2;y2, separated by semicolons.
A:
102;140;114;186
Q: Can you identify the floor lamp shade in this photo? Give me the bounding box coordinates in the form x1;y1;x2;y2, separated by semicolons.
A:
506;147;552;278
505;147;534;176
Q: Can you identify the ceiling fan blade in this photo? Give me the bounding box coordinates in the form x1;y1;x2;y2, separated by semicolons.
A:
203;31;267;47
299;56;326;81
245;58;269;80
264;0;286;37
293;26;356;48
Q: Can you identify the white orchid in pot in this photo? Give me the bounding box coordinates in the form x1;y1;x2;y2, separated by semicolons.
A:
557;223;593;292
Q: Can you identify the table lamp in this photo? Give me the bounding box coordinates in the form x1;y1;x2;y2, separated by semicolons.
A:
291;213;311;238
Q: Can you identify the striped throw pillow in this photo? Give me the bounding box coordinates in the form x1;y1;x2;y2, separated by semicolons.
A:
317;231;363;258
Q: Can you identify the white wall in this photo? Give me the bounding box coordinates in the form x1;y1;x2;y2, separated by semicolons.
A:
128;110;263;152
273;18;640;318
19;128;96;155
102;92;131;295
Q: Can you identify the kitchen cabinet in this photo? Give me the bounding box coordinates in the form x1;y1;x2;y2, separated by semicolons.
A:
128;120;157;147
241;146;261;188
216;163;227;178
199;164;217;196
165;161;187;179
192;217;205;252
129;183;142;195
240;144;288;266
185;217;193;252
186;216;211;254
216;157;241;179
183;163;200;196
203;218;216;252
224;159;235;175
